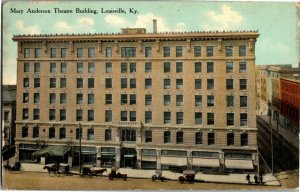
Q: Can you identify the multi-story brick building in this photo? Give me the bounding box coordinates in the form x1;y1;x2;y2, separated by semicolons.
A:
13;23;259;173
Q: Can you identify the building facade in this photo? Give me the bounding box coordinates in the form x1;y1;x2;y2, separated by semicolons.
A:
13;26;259;173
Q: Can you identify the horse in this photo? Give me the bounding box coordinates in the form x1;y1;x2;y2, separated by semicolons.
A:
43;165;59;176
90;168;107;177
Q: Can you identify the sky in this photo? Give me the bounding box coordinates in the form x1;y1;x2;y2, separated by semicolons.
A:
2;1;299;84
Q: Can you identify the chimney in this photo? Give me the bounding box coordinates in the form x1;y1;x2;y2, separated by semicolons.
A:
153;19;157;33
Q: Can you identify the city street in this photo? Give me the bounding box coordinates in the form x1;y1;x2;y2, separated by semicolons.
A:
2;171;283;190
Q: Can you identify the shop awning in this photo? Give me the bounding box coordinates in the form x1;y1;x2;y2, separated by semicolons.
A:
192;158;220;167
161;156;187;166
141;155;157;161
32;145;70;157
225;159;254;170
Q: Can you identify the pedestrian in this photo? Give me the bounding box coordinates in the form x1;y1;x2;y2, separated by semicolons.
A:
254;175;258;184
246;174;250;184
259;175;263;184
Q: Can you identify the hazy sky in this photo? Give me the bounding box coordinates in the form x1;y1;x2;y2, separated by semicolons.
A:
2;1;299;84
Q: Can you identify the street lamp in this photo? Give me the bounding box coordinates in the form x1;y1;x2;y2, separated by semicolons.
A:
78;123;82;173
268;101;274;174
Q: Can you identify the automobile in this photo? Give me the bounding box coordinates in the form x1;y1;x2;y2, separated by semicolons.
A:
178;170;195;184
108;167;127;181
152;170;166;182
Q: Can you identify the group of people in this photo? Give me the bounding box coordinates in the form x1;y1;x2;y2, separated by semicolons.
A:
246;174;263;184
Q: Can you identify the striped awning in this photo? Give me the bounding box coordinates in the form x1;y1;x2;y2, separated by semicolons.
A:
225;159;254;169
192;158;220;167
161;156;187;166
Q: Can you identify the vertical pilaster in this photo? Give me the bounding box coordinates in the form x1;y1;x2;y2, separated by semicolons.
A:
156;149;161;170
115;147;121;168
219;152;225;173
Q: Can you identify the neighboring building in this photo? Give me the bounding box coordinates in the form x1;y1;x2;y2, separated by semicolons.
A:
2;85;16;147
13;22;259;173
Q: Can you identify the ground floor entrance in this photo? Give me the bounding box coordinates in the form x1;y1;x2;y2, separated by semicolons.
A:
120;148;137;168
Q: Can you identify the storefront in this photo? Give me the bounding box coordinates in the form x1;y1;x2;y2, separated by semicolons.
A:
100;147;116;168
121;148;137;168
73;146;97;166
191;151;220;173
161;150;187;172
224;152;254;173
19;143;41;163
141;149;157;170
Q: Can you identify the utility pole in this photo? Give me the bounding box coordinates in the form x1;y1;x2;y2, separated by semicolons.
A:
268;101;274;174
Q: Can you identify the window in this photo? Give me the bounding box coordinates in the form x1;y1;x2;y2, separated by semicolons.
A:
121;47;136;58
130;111;136;121
59;128;66;139
88;94;94;104
77;48;83;58
49;127;55;139
34;63;40;72
145;47;152;57
77;62;83;73
145;62;152;73
105;94;112;104
33;109;39;120
240;79;247;90
24;63;30;72
195;79;202;89
164;62;171;72
176;112;183;124
195;95;202;106
35;48;41;58
240;96;248;107
61;62;66;73
121;111;127;121
88;47;95;58
163;47;170;57
239;62;247;73
105;78;112;88
239;45;246;57
207;79;214;89
88;62;95;73
50;63;56;73
34;93;40;103
240;113;248;126
241;133;248;146
49;93;56;104
76;128;82;140
227;133;234;145
226;46;233;57
176;131;183;144
121;78;127;88
24;48;30;58
24;78;29;87
227;95;234;107
60;109;66;121
130;78;136;88
130;62;136;73
195;112;202;125
76;78;83;88
130;94;136;105
207;62;214;73
33;126;39;138
194;46;201;57
226;62;233;73
176;62;183;73
60;93;66;104
49;109;56;121
206;46;214;57
208;132;215;145
77;94;83;104
61;48;67;58
50;78;56;88
227;113;234;126
164;95;171;106
176;46;183;57
145;111;152;123
23;93;29;103
22;126;28;138
88;78;94;88
195;62;202;72
164;112;171;124
34;78;40;88
106;62;112;73
207;113;214;125
145;94;152;105
176;95;183;106
176;79;183;89
145;130;152;142
76;110;83;121
195;132;203;144
121;62;127;73
60;78;67;88
105;129;112;141
50;48;56;58
4;111;9;121
226;79;233;90
164;79;171;89
145;78;152;89
106;47;112;58
23;108;29;119
105;110;112;122
207;95;214;107
164;131;171;143
121;129;136;141
88;110;94;121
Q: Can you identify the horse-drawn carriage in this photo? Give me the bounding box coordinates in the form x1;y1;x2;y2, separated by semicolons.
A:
3;162;23;173
43;163;70;177
108;167;127;181
178;170;196;184
80;165;107;178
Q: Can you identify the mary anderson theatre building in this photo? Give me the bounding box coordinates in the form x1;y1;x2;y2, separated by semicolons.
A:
13;22;259;174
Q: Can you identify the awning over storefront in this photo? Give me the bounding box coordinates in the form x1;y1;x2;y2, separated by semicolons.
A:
225;159;254;170
161;156;187;166
141;155;157;161
192;158;220;167
32;145;70;157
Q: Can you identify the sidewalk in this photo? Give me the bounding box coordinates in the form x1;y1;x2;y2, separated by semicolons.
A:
19;163;281;186
259;115;299;150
